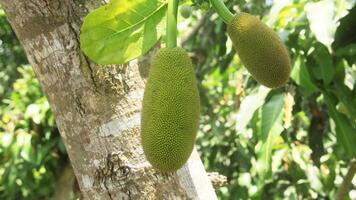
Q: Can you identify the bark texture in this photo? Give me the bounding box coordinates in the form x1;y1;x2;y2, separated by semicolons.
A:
0;0;216;199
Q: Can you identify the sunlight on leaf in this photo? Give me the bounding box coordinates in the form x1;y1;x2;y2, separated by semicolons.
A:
235;86;270;133
305;0;354;51
80;0;167;64
1;133;13;147
305;0;336;50
25;104;41;124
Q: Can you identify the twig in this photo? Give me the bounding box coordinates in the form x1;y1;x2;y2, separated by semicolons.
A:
335;160;356;200
207;172;228;188
180;12;212;47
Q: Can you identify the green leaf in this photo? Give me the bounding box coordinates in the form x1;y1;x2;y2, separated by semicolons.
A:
324;92;356;157
335;43;356;64
332;83;356;122
314;45;335;85
305;0;354;50
332;4;356;50
260;94;284;140
291;55;318;95
256;93;284;180
80;0;167;64
235;86;270;133
25;104;41;124
305;0;336;50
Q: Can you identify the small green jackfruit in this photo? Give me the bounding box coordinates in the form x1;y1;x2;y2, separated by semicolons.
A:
227;12;291;88
141;47;200;172
180;5;192;19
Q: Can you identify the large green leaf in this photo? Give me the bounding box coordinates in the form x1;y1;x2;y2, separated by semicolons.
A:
80;0;167;64
324;92;356;157
255;93;284;180
305;0;336;50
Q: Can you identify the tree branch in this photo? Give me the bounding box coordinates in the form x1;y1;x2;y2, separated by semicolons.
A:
336;160;356;200
180;13;212;47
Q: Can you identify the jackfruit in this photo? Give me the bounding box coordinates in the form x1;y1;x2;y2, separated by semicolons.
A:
180;5;192;19
141;47;200;172
227;12;291;88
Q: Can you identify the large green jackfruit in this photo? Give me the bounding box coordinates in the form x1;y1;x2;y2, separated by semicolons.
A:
141;47;200;172
227;12;291;88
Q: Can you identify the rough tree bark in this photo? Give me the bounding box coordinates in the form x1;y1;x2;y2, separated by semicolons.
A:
0;0;217;199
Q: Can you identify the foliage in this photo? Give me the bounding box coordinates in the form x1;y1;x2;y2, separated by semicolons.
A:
182;0;356;199
1;9;66;199
0;9;27;99
80;0;167;64
0;65;67;199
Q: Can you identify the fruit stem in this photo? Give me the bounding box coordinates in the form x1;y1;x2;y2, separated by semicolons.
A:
167;0;178;48
210;0;234;24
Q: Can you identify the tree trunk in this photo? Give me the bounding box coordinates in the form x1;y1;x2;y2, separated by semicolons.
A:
0;0;217;199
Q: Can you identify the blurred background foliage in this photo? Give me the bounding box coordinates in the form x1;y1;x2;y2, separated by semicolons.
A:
0;7;70;200
1;0;356;199
182;0;356;199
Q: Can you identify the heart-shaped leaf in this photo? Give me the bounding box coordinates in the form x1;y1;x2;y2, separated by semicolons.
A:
80;0;167;64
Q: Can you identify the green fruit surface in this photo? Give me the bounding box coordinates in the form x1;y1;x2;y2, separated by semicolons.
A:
227;12;291;88
141;47;200;172
180;5;192;18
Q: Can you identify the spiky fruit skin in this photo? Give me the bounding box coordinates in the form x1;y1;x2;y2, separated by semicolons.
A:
141;47;200;172
227;13;291;88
